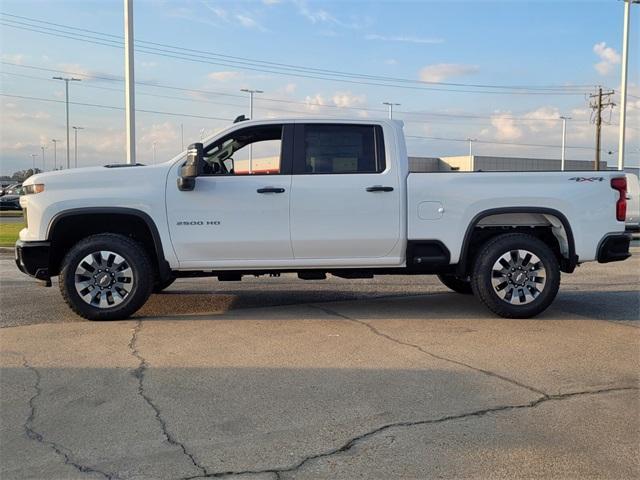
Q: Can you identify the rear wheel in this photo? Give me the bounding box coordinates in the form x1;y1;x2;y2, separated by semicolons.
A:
471;233;560;318
437;274;473;294
59;234;153;321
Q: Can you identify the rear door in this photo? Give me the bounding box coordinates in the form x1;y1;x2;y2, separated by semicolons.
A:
289;123;401;262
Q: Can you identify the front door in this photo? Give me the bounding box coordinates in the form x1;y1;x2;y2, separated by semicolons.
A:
289;123;402;262
166;123;294;266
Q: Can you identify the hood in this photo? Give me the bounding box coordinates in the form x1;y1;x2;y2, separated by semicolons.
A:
23;162;173;189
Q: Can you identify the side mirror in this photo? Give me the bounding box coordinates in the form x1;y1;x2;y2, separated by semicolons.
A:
178;143;204;191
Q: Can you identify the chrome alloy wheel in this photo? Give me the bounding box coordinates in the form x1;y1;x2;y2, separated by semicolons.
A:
491;249;547;305
74;251;134;308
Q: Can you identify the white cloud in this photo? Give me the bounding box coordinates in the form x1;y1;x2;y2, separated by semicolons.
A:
419;64;479;83
207;71;241;82
490;113;523;141
332;91;366;108
293;0;367;29
593;42;620;76
262;0;281;4
304;94;326;111
1;53;25;64
523;106;560;132
385;59;398;65
284;83;297;94
235;14;260;29
201;2;228;21
365;34;444;45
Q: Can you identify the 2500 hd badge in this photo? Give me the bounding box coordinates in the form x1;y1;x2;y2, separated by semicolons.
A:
176;220;221;226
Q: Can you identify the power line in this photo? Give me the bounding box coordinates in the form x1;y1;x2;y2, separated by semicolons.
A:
3;91;608;152
1;62;608;124
1;12;596;93
0;93;233;121
0;16;594;96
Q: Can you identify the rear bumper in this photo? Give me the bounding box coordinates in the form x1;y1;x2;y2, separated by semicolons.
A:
15;240;51;282
597;233;632;264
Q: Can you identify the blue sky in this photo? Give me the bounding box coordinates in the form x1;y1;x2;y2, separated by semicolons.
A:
1;0;638;174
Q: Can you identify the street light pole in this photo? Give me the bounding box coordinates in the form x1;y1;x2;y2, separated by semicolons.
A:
31;153;37;171
41;145;46;171
240;88;263;120
617;1;639;171
152;141;157;164
52;76;81;169
124;0;136;164
467;138;477;171
240;88;263;173
560;116;571;171
72;126;84;168
382;102;400;119
51;139;59;170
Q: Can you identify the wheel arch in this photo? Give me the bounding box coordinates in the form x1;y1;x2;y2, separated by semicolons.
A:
46;207;171;279
456;207;578;276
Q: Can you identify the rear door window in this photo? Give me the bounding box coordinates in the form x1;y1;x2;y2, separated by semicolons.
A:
294;124;385;174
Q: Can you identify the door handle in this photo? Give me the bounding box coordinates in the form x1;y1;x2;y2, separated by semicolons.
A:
366;185;394;192
257;187;285;194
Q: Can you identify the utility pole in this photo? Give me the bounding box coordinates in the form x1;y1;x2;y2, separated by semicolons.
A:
240;88;263;173
51;139;59;170
382;102;401;119
41;145;46;171
72;126;84;168
467;137;477;171
617;1;639;171
124;0;136;164
240;88;263;119
52;76;81;169
152;141;157;164
560;116;571;171
589;87;615;171
31;153;37;171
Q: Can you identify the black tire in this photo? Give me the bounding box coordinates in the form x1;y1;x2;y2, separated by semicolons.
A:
437;273;473;294
59;233;154;321
153;276;176;293
470;233;560;319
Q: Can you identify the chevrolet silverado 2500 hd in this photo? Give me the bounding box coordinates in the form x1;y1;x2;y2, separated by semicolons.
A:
15;118;631;320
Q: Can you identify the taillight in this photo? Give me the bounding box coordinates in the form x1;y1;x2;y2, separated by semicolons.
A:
611;177;627;222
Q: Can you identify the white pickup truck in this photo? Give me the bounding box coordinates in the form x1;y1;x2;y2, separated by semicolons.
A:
16;118;631;320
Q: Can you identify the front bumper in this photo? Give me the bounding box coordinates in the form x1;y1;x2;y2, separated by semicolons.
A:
15;240;51;283
597;233;632;264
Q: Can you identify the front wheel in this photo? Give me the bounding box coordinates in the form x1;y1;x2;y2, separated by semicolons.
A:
59;234;153;321
471;233;560;318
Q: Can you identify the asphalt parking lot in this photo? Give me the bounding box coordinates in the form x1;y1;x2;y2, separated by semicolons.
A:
1;248;639;479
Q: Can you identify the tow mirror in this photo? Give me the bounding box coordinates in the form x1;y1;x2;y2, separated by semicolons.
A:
178;143;204;191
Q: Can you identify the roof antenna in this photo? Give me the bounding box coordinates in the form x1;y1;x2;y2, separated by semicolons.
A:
234;115;248;123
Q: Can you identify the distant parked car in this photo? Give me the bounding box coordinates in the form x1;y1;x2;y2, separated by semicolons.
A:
0;185;24;210
1;183;19;197
626;173;640;232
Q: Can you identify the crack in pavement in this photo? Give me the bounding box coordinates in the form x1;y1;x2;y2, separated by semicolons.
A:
22;356;118;480
312;304;549;397
129;320;210;478
182;385;638;479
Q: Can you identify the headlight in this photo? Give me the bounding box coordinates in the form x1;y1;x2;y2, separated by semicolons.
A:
23;184;45;194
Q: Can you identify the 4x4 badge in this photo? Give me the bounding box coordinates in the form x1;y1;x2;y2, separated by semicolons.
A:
568;177;604;182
